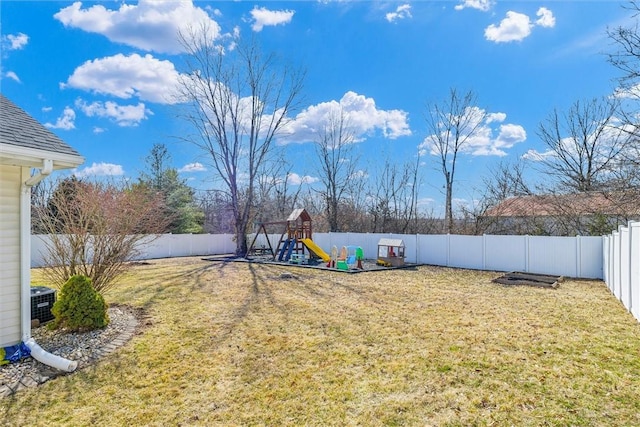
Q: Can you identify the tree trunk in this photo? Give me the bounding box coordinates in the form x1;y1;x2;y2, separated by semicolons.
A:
445;181;453;234
235;226;248;257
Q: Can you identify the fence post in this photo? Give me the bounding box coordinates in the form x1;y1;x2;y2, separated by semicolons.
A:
576;235;581;278
524;235;530;273
627;221;635;314
446;234;450;267
610;233;616;292
633;222;640;322
482;234;487;270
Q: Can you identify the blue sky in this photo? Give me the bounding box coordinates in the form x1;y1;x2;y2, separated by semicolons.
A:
0;1;634;215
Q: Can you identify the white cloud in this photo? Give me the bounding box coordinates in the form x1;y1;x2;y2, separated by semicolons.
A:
386;4;412;23
75;98;152;126
485;8;555;43
93;127;106;134
42;106;53;113
417;197;436;207
350;170;368;179
419;107;526;157
44;107;76;130
74;162;125;177
523;118;636;163
287;172;318;185
4;71;21;83
455;0;494;12
494;123;528;150
453;197;470;208
486;112;506;124
62;53;181;104
536;7;556;28
522;149;555;161
280;91;411;144
613;84;640;100
485;11;532;43
54;0;221;54
250;7;295;32
190;80;266;130
2;32;29;50
179;162;207;172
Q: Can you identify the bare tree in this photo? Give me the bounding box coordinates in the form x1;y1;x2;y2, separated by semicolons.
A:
478;156;637;236
484;159;532;202
254;159;306;223
368;156;421;233
424;89;487;233
177;27;304;256
197;189;235;233
314;106;361;232
34;178;168;294
536;97;633;192
466;159;533;235
607;1;640;170
608;1;640;97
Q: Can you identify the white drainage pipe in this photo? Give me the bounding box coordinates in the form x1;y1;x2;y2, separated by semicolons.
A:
24;338;78;372
20;159;77;374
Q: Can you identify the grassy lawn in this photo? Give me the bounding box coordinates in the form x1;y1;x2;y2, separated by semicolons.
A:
2;257;640;426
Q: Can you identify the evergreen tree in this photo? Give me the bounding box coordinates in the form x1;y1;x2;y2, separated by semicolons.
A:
139;143;204;234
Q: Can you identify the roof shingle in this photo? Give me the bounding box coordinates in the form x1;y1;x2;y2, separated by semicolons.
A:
485;193;640;217
0;94;81;158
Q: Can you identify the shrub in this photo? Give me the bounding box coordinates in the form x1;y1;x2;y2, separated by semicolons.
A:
51;275;109;331
34;177;170;294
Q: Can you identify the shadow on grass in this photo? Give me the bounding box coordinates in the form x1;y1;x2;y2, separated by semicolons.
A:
126;263;218;308
120;259;393;355
205;262;293;349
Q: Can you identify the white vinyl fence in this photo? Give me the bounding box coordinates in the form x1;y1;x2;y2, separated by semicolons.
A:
603;221;640;323
31;234;235;268
218;231;604;279
32;232;603;279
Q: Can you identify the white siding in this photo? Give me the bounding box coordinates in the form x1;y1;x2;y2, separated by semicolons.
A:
0;165;23;347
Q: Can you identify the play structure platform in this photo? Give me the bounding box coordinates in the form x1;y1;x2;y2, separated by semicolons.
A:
245;208;416;272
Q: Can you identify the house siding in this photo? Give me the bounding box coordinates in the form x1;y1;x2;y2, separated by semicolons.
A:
0;165;23;347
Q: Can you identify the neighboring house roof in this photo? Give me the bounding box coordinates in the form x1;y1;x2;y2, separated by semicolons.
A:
485;193;640;218
0;94;84;168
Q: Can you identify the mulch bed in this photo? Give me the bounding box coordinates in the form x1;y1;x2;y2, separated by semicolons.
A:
202;255;419;274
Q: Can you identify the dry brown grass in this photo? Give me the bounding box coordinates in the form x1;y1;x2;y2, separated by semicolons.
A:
3;257;640;426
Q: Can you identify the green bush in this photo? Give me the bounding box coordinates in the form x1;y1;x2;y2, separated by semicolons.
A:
51;275;109;331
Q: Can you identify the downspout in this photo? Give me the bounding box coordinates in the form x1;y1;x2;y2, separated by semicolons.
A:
20;159;78;372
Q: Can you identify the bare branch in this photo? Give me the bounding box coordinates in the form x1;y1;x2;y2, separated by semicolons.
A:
424;88;487;233
34;178;169;294
176;26;304;255
536;97;633;192
313;106;361;232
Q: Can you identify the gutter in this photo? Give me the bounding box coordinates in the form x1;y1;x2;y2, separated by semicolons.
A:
20;159;77;372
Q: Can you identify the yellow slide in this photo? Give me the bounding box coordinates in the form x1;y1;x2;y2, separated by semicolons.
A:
300;238;331;262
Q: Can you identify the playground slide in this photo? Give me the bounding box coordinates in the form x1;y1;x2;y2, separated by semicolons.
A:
300;238;331;262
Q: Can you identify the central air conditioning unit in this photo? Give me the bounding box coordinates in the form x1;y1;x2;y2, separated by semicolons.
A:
30;286;56;323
